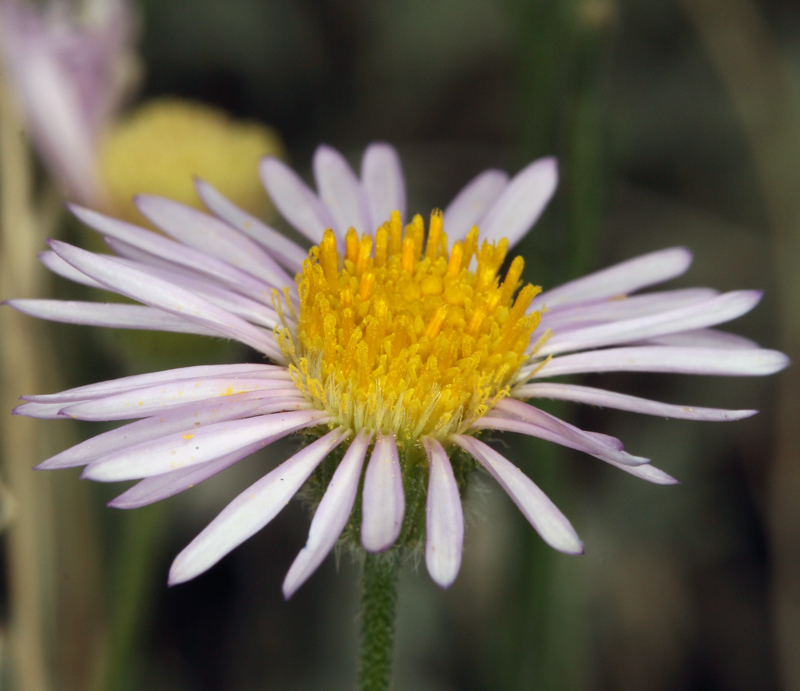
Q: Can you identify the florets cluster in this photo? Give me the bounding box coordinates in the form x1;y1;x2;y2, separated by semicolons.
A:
276;210;545;444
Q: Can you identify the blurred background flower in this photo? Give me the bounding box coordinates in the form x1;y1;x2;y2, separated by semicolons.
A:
1;0;798;690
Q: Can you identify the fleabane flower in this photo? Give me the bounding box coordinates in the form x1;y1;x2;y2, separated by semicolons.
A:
7;143;788;598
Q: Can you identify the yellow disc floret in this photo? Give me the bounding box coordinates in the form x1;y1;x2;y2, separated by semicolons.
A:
277;210;541;444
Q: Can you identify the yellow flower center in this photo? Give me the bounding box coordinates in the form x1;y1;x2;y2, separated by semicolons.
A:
277;210;542;444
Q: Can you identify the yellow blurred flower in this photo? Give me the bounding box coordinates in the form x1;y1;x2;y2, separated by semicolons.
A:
99;98;285;223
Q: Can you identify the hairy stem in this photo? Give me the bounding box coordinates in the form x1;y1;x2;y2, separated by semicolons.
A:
358;551;400;691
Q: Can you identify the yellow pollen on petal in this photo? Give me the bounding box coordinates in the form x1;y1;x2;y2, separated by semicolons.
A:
277;212;542;443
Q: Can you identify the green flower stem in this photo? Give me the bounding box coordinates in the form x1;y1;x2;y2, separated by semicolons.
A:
358;551;400;691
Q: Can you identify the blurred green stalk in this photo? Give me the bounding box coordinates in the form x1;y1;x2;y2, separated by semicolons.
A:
91;503;166;691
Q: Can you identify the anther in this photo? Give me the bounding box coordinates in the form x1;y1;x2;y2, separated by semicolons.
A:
462;226;478;270
356;234;372;275
447;242;463;277
409;214;424;262
389;210;403;256
426;209;443;260
375;225;388;268
500;256;525;304
401;237;415;273
358;272;375;300
425;306;448;340
320;229;339;288
345;228;359;264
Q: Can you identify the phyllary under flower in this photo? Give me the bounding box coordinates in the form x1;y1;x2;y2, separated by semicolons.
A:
7;143;789;598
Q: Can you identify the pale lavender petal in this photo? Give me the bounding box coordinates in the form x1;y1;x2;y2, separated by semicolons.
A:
478;157;558;248
105;254;283;329
361;143;406;226
453;435;583;554
313;145;372;236
532;247;693;311
36;394;310;469
443;169;509;242
423;438;464;589
539;291;763;356
134;195;295;291
13;401;71;419
194;178;307;272
607;461;680;485
61;378;302;421
49;240;284;361
23;363;289;403
537;288;719;331
525;346;790;379
68;204;276;304
513;382;757;421
473;414;678;486
168;427;348;585
82;409;330;482
5;299;219;336
282;429;373;599
474;410;649;467
39;251;104;289
640;329;759;349
361;432;405;552
259;157;335;244
109;439;273;509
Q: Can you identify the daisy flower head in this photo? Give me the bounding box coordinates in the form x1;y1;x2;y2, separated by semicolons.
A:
8;142;789;599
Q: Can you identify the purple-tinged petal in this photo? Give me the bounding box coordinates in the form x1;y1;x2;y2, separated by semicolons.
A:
443;169;509;242
168;427;348;585
283;429;373;599
13;401;71;419
361;143;406;226
82;409;330;482
5;299;220;336
423;438;464;589
105;254;283;329
194;178;307;272
537;288;719;331
607;461;680;485
39;251;104;289
259;156;335;244
532;247;693;311
23;363;289;404
453;435;583;554
134;195;295;292
61;378;302;421
361;432;405;552
49;240;285;361
37;394;310;469
109;439;274;509
539;291;763;356
478;157;558;248
525;346;790;379
68;204;276;304
474;409;649;467
639;328;759;349
513;382;757;421
313;145;372;237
